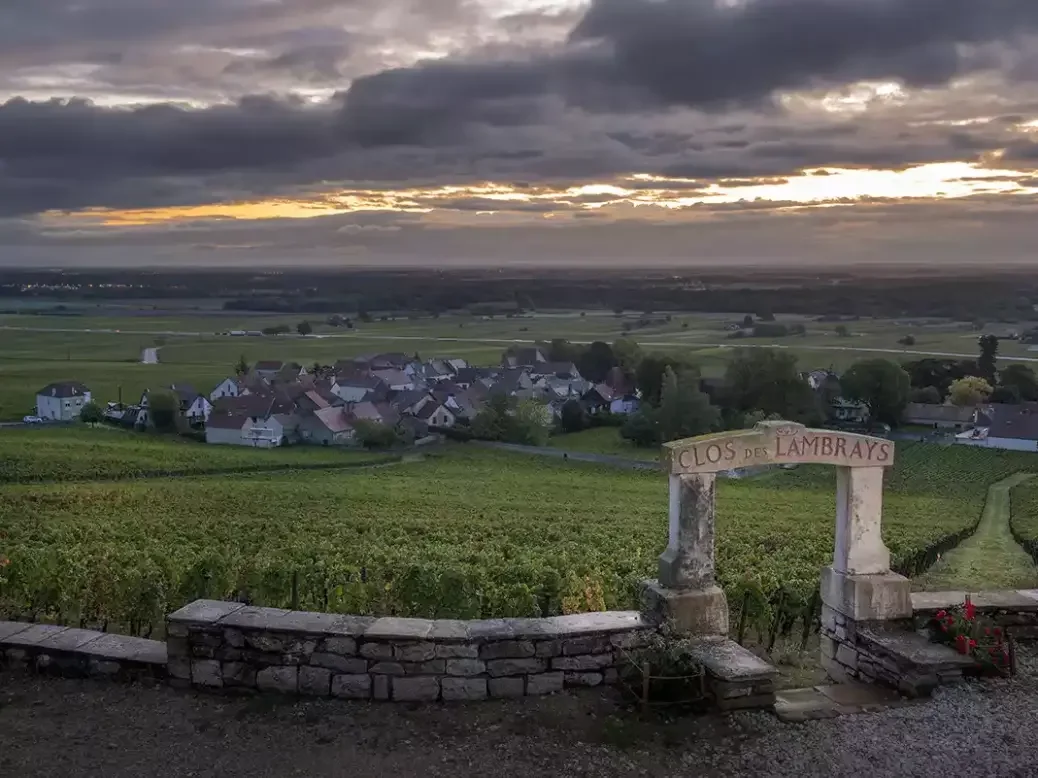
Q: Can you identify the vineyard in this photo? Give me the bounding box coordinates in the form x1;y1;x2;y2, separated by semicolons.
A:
0;426;393;483
1010;479;1038;566
2;438;1026;637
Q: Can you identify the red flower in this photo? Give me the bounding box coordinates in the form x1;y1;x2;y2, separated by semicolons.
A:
969;639;978;649
964;598;976;621
936;610;947;619
994;627;1003;637
940;623;948;632
984;627;992;637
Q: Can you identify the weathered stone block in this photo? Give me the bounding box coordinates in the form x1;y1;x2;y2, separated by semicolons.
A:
442;677;488;701
641;582;729;636
168;657;191;681
445;659;486;677
369;661;406;676
191;659;223;688
434;643;479;659
309;653;368;674
603;668;619;685
223;629;245;648
488;677;525;698
359;642;393;660
365;617;434;641
561;636;612;655
331;674;372;699
166;637;189;658
404;660;446;675
395;642;436;662
564;672;603;687
167;599;245;625
320;636;357;656
191;645;216;660
299;666;332;696
222;662;256;687
715;692;775;711
836;643;859;671
479;640;535;660
534;640;562;658
392;676;440;702
526;672;564;695
820;567;912;622
192;632;223;648
486;658;546;677
552;653;613;672
373;674;390;700
257;666;298;693
166;623;189;639
610;631;652;650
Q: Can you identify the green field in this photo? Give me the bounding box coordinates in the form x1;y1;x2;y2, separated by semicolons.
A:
1;431;1029;634
0;426;393;483
4;308;1037;419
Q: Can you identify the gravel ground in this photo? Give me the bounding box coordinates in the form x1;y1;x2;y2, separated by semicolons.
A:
3;653;1038;778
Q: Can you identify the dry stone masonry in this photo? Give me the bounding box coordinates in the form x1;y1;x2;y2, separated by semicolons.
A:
166;601;654;701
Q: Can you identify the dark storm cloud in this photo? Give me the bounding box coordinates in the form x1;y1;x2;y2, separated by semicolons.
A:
3;0;1038;220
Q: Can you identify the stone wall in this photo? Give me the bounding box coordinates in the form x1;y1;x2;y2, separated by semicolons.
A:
167;600;654;701
0;621;167;681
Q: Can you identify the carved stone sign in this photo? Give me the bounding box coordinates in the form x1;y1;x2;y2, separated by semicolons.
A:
662;420;894;475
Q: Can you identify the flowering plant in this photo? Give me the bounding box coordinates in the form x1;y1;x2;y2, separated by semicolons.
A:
930;595;1010;674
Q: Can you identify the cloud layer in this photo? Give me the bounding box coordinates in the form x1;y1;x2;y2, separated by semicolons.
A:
4;0;1038;264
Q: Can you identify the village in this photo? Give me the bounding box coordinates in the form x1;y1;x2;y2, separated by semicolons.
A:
25;341;1038;454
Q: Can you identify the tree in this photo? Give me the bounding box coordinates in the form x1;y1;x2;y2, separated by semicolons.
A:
723;349;822;424
999;364;1038;402
559;400;589;433
657;368;721;443
576;341;617;383
898;335;916;346
978;335;999;383
612;337;643;374
147;390;180;432
635;354;699;406
840;359;911;427
948;376;994;407
297;320;313;336
547;338;582;364
742;314;754;328
358;310;373;323
620;407;660;447
353;420;400;449
991;385;1021;404
234;355;249;376
903;358;978;398
910;386;942;404
79;401;104;424
835;324;850;337
471;395;511;442
510;399;550;446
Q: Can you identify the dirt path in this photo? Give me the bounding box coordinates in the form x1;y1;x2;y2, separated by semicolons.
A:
914;473;1038;592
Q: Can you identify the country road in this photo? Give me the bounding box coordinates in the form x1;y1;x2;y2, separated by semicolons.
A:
4;324;1038;363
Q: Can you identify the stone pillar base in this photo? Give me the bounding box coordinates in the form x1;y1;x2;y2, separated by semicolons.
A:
640;580;729;636
820;566;912;622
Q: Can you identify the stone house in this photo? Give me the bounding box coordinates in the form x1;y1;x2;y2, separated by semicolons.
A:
299;407;356;446
205;414;247;445
209;377;242;403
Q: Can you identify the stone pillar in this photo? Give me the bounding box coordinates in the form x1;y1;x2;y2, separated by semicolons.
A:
821;464;912;684
642;473;729;635
834;466;890;575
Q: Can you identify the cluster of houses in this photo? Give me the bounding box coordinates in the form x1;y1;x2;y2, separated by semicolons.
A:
93;347;640;448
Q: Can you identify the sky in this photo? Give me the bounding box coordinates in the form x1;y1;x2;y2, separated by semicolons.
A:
4;0;1038;267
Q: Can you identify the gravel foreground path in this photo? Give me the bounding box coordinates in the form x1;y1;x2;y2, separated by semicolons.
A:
3;654;1038;778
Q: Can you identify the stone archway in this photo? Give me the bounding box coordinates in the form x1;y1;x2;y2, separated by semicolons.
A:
642;420;912;684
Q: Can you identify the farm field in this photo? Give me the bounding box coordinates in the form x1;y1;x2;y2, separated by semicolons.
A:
4;307;1038;420
548;427;658;461
1;436;1027;635
0;426;393;483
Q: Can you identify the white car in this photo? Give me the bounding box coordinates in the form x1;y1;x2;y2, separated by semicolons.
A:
22;415;43;424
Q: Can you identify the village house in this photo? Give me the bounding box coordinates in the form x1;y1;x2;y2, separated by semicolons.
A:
372;368;416;392
252;360;287;381
209;377;241;402
170;384;213;423
330;374;388;403
957;403;1038;451
35;382;92;421
241;414;290;448
205;414;247;445
502;347;546;369
299;407;356;446
903;403;976;430
416;400;456;428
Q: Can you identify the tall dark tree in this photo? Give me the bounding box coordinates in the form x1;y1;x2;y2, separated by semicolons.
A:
559;400;589;433
636;354;699;406
978;335;999;383
999;364;1038;402
576;341;617;383
297;320;313;336
841;359;911;427
723;349;821;424
657;368;721;443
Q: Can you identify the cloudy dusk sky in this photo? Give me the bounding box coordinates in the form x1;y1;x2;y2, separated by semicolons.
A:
4;0;1038;267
